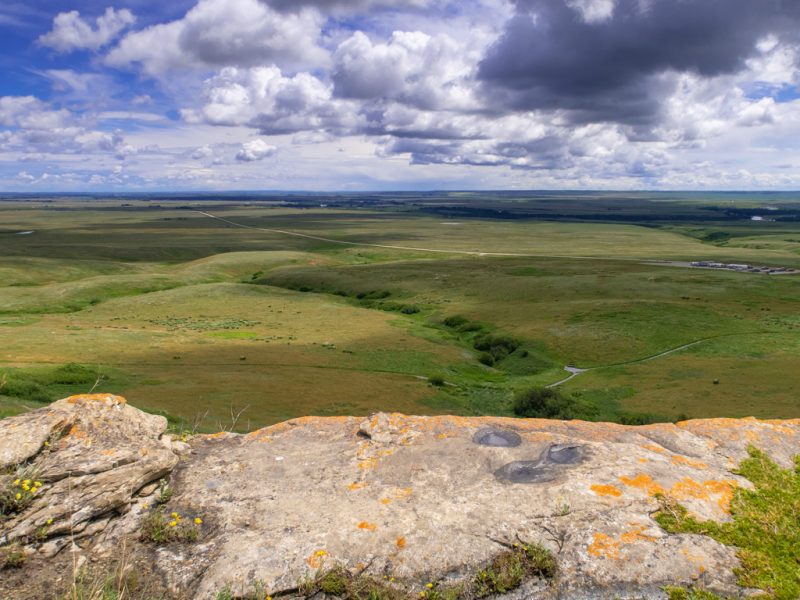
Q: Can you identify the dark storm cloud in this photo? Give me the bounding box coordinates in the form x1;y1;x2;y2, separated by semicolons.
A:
478;0;800;125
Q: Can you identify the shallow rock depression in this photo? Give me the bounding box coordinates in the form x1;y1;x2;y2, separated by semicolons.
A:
1;394;799;599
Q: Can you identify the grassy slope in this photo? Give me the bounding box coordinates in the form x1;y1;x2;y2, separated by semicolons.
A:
1;201;799;427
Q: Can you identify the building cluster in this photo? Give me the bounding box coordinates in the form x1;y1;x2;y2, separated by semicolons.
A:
691;261;797;275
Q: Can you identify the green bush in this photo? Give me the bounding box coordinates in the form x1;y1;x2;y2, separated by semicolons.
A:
512;387;595;420
473;334;520;362
478;353;495;367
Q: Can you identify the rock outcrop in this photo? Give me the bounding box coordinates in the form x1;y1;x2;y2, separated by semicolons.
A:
1;395;799;599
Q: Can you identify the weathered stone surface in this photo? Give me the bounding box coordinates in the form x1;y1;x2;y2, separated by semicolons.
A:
0;394;178;544
1;399;799;600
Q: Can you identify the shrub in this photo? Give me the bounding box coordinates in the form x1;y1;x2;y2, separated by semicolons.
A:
473;334;520;362
429;376;445;387
478;353;495;367
443;315;468;328
512;387;593;420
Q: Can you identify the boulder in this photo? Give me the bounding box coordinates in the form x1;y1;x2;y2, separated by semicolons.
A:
1;398;799;599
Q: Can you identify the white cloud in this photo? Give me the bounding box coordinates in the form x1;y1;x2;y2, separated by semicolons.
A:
0;95;135;159
235;138;276;161
332;30;480;111
39;7;136;53
106;0;327;76
183;66;362;134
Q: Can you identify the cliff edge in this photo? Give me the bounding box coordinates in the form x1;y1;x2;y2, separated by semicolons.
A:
1;394;798;599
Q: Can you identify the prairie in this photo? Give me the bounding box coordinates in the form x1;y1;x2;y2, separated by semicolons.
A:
1;195;799;428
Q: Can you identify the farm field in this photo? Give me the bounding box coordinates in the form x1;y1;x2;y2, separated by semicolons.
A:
1;194;799;429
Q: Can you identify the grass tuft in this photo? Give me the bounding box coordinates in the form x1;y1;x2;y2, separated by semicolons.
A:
655;446;800;600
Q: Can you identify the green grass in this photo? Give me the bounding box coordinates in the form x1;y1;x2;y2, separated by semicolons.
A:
0;363;119;404
655;446;800;600
1;199;799;427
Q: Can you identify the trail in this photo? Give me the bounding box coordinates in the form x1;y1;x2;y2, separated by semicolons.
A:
193;211;788;389
546;331;772;388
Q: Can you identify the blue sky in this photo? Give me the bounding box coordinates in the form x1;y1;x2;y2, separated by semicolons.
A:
1;0;799;191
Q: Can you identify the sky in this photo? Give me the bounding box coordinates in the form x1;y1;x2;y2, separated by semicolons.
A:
1;0;799;191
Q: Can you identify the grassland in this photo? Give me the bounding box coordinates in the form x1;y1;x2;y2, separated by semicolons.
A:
1;195;799;429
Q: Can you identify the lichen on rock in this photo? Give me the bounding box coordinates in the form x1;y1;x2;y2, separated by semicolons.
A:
1;397;798;599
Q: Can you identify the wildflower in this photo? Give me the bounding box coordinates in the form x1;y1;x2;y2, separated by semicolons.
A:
266;596;272;600
171;512;179;519
420;592;426;598
46;519;53;526
22;484;30;492
314;550;328;557
23;479;30;486
15;493;21;500
426;583;434;589
169;521;178;527
194;517;202;525
13;479;19;486
390;578;395;583
142;504;149;510
44;441;50;447
34;481;42;487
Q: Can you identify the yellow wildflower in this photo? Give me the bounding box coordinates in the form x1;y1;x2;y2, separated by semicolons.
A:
13;479;20;486
142;504;149;510
22;484;30;491
34;481;42;487
168;521;178;527
194;517;203;525
44;441;50;447
171;512;179;518
23;479;30;486
46;518;53;525
390;578;395;583
426;583;434;589
15;493;21;500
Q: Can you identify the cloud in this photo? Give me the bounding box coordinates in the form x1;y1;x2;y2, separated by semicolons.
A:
478;0;800;126
39;7;136;53
0;95;134;159
183;65;362;134
106;0;327;75
263;0;428;13
235;138;277;161
332;30;479;111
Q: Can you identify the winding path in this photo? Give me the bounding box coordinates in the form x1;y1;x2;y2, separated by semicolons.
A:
546;331;772;388
194;211;789;390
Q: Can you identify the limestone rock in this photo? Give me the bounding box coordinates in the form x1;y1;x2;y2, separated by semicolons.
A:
1;399;799;600
0;394;177;545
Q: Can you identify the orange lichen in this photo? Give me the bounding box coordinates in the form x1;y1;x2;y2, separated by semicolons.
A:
203;432;228;440
358;521;377;531
638;458;649;464
66;394;125;405
619;525;656;544
619;473;665;496
307;549;328;569
671;455;708;469
590;484;622;497
380;498;392;505
641;444;668;455
396;536;406;549
348;482;367;491
358;458;379;470
588;533;620;560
